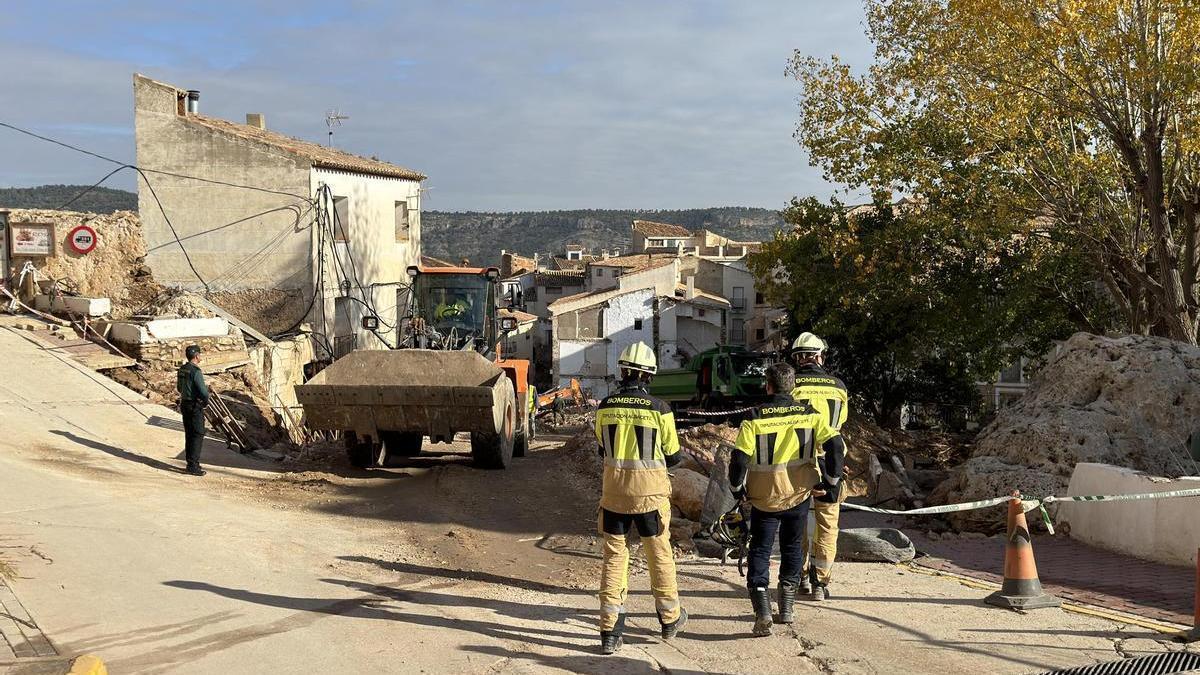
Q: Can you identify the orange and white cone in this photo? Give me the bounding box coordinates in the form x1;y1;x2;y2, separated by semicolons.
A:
985;492;1061;610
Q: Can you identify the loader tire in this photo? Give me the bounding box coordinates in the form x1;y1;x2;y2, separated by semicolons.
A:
513;409;530;459
472;383;516;469
345;432;379;469
381;431;423;461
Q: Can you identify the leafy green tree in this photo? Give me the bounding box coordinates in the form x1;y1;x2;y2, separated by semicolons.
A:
750;195;1113;426
790;0;1200;342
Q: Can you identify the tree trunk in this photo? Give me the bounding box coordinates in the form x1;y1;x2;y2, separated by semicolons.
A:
1140;129;1196;343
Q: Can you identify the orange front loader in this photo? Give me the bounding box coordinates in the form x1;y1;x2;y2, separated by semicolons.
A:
296;265;533;469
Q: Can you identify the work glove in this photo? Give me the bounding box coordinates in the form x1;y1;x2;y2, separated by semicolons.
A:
814;480;841;504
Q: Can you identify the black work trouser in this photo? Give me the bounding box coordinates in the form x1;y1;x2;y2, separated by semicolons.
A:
181;400;206;469
746;500;811;589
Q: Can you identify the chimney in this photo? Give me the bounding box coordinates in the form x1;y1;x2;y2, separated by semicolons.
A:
246;113;266;129
685;275;696;301
185;90;200;114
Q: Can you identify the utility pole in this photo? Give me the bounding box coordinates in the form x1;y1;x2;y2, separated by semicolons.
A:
325;109;349;147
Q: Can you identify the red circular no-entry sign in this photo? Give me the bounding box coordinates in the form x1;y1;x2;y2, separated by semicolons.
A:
68;225;98;254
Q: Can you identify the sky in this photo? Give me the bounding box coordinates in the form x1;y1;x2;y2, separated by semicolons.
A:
0;2;871;211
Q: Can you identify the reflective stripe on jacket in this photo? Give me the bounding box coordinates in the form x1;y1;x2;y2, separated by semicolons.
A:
791;364;849;437
595;385;680;514
734;393;837;512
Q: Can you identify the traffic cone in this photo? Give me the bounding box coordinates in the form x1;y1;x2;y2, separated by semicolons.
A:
984;492;1061;610
1177;548;1199;643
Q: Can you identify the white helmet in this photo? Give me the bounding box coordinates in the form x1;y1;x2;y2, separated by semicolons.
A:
618;341;658;375
791;332;826;354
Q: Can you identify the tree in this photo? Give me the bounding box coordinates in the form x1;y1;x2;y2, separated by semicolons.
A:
790;0;1200;342
749;194;1108;426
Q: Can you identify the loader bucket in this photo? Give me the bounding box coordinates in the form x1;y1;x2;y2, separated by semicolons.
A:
295;350;514;443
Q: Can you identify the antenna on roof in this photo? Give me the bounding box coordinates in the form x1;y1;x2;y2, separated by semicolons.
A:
325;109;349;147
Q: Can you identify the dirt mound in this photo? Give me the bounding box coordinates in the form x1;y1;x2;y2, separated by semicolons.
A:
932;332;1200;531
107;365;287;450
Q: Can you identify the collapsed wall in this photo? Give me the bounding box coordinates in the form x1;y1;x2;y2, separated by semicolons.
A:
931;332;1200;531
3;208;160;315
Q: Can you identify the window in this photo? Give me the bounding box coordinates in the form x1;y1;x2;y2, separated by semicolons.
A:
731;287;745;311
755;291;765;305
755;328;765;341
698;308;706;317
567;249;582;260
545;286;561;295
999;358;1024;384
612;269;621;277
596;268;604;277
333;196;349;241
731;319;746;344
634;318;644;331
394;200;410;241
527;287;538;301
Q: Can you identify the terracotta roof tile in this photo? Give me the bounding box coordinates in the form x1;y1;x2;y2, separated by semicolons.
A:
633;220;692;238
186;114;426;181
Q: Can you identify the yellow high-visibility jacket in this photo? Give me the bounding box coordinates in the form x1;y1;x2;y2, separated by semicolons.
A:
595;385;681;514
791;364;849;432
731;393;839;512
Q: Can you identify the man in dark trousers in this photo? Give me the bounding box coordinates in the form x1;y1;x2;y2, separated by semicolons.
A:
176;345;209;476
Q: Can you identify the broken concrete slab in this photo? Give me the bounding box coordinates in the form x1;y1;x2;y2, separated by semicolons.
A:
837;527;916;563
32;294;112;317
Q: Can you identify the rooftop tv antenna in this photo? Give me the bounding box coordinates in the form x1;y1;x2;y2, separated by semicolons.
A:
325;109;349;146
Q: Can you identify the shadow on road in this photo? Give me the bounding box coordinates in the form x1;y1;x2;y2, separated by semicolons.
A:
49;429;187;475
161;578;602;657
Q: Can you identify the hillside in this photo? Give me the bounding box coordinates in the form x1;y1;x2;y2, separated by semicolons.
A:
0;185;137;214
421;207;785;265
0;186;784;265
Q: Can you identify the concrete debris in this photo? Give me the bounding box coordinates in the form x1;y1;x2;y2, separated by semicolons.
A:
931;332;1200;531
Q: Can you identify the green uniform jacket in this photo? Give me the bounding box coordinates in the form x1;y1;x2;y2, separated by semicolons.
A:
176;362;209;404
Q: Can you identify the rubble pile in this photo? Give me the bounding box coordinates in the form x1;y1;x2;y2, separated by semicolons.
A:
931;332;1200;532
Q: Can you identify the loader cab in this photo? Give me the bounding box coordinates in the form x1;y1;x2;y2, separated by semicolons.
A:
402;266;509;353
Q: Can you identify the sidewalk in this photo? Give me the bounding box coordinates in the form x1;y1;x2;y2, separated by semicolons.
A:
844;511;1196;627
0;576;56;660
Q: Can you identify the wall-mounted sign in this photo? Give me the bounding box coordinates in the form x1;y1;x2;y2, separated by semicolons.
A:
68;224;98;254
10;223;54;257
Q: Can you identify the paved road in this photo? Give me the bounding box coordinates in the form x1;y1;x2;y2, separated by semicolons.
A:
0;325;1187;673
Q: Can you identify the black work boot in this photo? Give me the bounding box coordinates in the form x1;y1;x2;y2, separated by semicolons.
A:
749;587;773;637
811;583;830;601
661;607;688;640
600;614;625;655
777;582;797;624
798;571;812;596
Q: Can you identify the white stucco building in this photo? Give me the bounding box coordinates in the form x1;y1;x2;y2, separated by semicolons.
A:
133;74;424;354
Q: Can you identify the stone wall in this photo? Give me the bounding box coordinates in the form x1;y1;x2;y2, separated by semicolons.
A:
3;209;159;316
116;329;249;372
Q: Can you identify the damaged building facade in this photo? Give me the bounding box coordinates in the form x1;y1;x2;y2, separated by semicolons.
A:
133;74;425;355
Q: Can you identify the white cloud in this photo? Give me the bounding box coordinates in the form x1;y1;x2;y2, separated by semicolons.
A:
0;1;871;210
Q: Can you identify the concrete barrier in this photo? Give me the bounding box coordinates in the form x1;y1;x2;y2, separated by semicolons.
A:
1057;463;1200;566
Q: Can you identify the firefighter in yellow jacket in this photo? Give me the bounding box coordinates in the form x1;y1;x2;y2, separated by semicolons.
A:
790;332;850;601
729;361;844;636
594;342;687;655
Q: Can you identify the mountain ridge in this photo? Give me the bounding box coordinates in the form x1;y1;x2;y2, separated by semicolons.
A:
0;186;784;265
